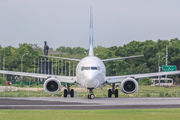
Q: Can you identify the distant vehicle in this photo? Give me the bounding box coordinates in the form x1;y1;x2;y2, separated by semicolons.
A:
152;78;173;86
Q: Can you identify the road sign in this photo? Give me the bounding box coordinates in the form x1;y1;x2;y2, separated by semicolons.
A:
162;65;177;72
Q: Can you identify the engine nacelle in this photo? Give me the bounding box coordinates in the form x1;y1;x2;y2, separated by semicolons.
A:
44;77;61;94
121;78;138;94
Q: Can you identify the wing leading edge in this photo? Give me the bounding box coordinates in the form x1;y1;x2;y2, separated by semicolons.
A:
39;55;81;62
102;55;144;62
106;70;180;84
0;70;75;83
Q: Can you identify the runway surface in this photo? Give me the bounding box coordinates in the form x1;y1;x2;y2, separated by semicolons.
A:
0;97;180;110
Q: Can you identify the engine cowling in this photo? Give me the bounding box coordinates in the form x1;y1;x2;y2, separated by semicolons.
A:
44;77;61;94
121;78;138;94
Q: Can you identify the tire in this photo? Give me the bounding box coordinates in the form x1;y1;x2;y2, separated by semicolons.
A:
108;89;112;98
70;89;74;97
115;89;118;98
90;94;94;99
64;89;67;97
88;94;90;99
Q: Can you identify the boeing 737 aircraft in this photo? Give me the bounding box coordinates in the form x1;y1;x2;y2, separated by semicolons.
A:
1;6;180;99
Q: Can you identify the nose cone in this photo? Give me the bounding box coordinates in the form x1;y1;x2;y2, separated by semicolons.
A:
86;79;97;88
84;71;99;88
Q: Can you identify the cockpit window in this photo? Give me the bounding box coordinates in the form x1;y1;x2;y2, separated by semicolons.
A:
81;67;100;71
91;67;97;70
84;67;91;70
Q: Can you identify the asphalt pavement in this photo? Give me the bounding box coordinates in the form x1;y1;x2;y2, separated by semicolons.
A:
0;97;180;110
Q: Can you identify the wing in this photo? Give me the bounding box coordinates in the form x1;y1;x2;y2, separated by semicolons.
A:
39;55;81;62
101;55;143;62
106;70;180;84
0;70;75;83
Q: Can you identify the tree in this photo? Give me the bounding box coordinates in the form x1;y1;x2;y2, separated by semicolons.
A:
1;38;180;84
0;77;6;86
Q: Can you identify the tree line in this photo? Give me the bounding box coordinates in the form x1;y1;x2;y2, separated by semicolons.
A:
0;38;180;84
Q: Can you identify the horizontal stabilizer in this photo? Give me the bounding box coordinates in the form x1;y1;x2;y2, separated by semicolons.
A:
102;55;144;62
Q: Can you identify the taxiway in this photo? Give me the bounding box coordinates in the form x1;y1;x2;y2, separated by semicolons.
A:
0;97;180;110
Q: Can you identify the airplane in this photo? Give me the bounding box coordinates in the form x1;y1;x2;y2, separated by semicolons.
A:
1;6;180;99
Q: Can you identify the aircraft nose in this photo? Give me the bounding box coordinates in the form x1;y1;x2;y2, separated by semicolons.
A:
84;72;99;88
86;72;97;80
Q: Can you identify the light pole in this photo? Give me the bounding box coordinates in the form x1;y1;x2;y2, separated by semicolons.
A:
61;60;63;75
21;53;28;72
158;53;164;72
34;58;36;73
69;61;70;76
3;54;5;79
158;53;164;85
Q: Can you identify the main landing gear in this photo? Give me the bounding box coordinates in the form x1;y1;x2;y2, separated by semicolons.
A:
64;83;74;98
88;88;95;99
108;83;119;98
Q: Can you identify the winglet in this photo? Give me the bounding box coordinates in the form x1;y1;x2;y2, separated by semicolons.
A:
89;5;94;56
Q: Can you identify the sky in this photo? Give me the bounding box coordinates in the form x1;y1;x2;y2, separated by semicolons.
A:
0;0;180;49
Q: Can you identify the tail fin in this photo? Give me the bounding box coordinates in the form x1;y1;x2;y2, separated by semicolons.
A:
89;5;94;56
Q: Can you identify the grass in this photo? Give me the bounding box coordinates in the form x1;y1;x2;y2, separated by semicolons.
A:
1;85;180;98
0;109;180;120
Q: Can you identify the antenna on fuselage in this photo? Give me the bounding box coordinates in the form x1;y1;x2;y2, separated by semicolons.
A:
89;5;94;57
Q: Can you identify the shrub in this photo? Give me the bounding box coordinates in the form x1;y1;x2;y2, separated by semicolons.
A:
19;82;24;87
159;92;164;97
12;84;19;87
138;78;152;85
146;93;151;97
0;77;6;86
165;93;171;97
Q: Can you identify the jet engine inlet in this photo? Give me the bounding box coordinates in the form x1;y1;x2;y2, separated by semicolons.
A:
121;78;138;94
44;77;61;94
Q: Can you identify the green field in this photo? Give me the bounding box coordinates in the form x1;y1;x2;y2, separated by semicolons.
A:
1;85;180;98
0;109;180;120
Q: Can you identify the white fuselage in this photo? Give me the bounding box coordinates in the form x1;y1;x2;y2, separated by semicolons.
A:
76;56;106;89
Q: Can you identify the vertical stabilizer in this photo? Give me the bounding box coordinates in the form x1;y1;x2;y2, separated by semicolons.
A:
89;5;94;56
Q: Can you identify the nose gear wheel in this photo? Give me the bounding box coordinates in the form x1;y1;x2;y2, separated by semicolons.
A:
88;88;95;99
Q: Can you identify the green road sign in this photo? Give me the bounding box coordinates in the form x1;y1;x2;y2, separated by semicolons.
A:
162;65;177;72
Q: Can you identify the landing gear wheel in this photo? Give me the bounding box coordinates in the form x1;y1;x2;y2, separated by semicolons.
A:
88;94;94;99
108;89;112;98
70;89;74;97
115;89;118;98
64;89;67;97
91;94;95;99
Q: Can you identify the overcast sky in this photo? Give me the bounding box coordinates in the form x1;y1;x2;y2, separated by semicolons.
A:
0;0;180;49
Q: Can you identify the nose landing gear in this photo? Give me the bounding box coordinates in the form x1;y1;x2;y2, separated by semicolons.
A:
88;88;94;99
108;83;119;98
64;83;74;98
